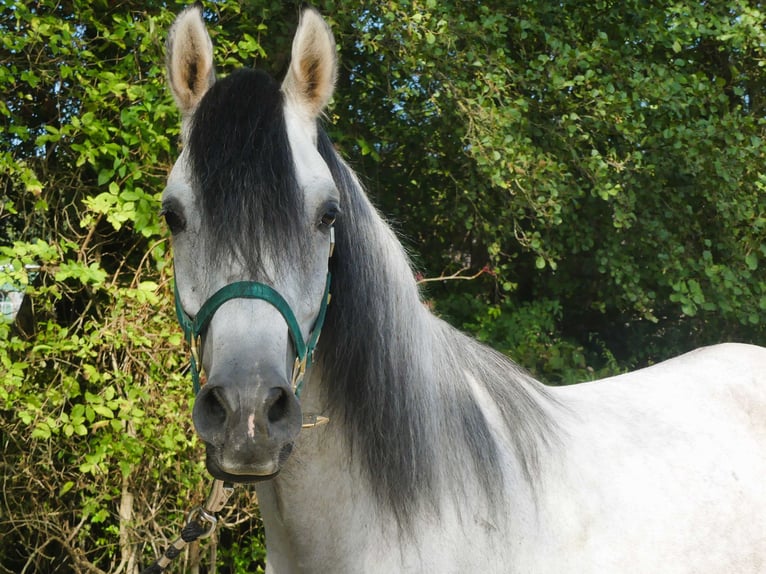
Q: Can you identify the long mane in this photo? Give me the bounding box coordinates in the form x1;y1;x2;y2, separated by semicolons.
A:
316;130;559;528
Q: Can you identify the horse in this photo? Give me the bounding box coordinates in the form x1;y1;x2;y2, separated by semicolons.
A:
162;5;766;572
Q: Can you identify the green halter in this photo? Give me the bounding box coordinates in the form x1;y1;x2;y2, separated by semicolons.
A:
174;231;334;397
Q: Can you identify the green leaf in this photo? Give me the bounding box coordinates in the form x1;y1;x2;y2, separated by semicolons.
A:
92;405;114;419
59;481;75;496
31;423;52;440
97;169;113;186
745;253;758;271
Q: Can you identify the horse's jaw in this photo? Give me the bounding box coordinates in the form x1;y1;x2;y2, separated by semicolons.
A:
202;441;293;483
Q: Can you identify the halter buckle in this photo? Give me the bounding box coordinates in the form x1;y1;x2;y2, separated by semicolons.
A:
190;335;201;369
291;355;307;394
301;414;330;428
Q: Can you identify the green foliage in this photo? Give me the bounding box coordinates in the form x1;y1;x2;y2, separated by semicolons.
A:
334;0;766;371
216;508;268;574
2;1;765;571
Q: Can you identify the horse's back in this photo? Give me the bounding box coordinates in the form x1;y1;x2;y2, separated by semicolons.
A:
557;342;766;430
569;342;766;435
531;343;766;573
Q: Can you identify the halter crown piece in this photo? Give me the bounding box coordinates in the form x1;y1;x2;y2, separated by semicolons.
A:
173;228;335;398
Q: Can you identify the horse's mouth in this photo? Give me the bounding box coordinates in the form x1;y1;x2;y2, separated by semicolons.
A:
203;442;293;483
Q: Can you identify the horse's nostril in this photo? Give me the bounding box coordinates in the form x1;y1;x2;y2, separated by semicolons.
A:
266;386;290;424
196;386;228;437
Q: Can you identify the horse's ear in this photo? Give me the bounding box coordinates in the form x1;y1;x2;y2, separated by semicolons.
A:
166;3;215;117
281;8;337;119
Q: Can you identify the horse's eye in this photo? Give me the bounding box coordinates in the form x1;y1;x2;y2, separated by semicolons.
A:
160;207;186;234
319;207;339;229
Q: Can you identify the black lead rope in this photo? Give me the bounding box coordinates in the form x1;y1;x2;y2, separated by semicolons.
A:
141;479;235;574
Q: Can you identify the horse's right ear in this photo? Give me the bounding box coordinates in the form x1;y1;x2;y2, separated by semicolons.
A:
166;3;215;117
281;7;337;120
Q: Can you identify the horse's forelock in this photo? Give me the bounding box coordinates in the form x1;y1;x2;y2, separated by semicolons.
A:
187;68;309;278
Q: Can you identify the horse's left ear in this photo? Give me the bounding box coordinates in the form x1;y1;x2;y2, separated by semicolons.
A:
281;8;337;119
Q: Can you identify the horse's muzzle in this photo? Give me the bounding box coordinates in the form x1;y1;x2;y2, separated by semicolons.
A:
192;375;302;481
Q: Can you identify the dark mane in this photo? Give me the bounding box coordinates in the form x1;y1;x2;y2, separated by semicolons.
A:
316;130;559;529
187;69;307;277
316;130;439;525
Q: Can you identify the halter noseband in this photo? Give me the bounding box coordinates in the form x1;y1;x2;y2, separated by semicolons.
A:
173;229;334;398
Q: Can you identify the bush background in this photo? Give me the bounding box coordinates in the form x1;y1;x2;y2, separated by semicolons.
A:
2;1;765;571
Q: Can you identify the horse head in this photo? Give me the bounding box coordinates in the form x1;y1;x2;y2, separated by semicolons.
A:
163;5;338;482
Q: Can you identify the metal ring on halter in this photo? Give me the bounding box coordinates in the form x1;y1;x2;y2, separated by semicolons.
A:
291;355;306;394
185;506;218;539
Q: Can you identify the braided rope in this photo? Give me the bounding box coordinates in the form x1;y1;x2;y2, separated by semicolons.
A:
140;519;210;574
141;480;234;573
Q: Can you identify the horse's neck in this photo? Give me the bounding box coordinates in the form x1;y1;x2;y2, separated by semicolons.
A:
255;414;420;571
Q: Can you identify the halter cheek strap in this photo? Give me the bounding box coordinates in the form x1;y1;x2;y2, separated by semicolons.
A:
174;229;334;398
